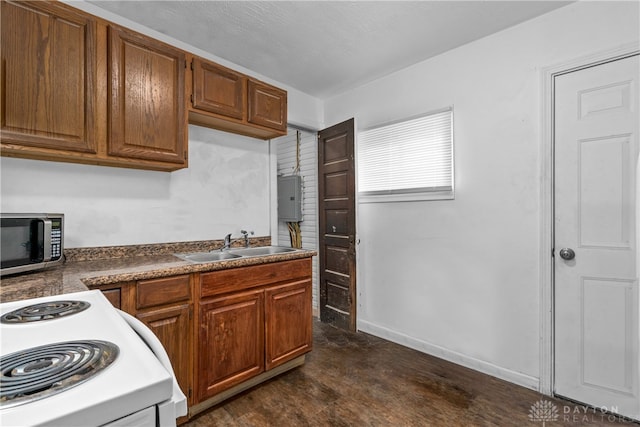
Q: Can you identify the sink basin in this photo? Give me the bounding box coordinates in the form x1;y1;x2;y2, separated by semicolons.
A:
175;251;241;263
231;246;298;257
175;246;298;264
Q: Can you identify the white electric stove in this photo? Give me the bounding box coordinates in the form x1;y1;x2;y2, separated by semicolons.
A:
0;290;186;426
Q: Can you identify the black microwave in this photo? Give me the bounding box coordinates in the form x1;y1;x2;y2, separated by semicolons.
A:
0;213;64;276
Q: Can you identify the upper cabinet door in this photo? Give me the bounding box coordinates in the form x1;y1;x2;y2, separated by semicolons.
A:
247;79;287;132
192;58;246;120
1;1;98;153
108;25;186;164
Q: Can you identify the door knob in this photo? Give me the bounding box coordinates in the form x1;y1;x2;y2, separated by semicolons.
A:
559;248;575;260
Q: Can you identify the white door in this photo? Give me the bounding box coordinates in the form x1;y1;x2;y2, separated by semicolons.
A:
554;54;640;420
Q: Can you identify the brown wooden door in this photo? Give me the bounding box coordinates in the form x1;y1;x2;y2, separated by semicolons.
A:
137;303;193;405
198;289;264;401
1;0;98;153
265;279;313;370
318;118;356;331
108;25;186;164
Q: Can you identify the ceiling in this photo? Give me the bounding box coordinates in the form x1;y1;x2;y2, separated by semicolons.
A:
89;1;572;99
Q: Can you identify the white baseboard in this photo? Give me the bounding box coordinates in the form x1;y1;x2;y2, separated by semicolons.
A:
357;319;539;391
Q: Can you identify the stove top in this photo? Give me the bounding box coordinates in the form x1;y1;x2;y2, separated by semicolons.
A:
1;300;90;323
1;339;118;408
0;290;172;427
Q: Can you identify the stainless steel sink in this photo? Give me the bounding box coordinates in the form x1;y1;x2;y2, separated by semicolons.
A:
175;251;242;263
175;246;298;263
231;246;297;257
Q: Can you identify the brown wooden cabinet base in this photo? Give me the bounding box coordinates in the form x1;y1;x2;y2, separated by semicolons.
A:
97;257;312;422
196;258;313;405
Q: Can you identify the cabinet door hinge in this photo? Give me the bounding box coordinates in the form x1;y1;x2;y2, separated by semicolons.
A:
190;93;194;103
188;388;192;398
190;61;194;71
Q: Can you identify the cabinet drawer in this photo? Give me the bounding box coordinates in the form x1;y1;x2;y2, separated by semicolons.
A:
137;275;190;309
200;258;311;298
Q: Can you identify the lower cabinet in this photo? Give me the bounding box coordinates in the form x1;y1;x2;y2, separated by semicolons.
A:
197;258;313;403
198;289;264;400
265;279;312;370
135;275;193;410
97;257;313;420
97;275;194;410
136;303;192;404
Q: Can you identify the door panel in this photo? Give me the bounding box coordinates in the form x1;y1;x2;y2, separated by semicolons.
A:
318;119;356;331
325;209;349;234
580;278;636;393
554;54;639;420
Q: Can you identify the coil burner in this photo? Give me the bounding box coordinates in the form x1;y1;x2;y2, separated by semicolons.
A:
0;340;119;408
0;300;90;324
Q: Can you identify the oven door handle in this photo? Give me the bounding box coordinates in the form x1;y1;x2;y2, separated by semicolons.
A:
116;309;188;418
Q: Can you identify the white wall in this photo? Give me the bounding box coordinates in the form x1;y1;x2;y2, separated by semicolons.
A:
324;1;640;389
1;126;271;247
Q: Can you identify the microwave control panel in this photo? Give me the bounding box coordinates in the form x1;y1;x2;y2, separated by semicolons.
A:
50;219;62;260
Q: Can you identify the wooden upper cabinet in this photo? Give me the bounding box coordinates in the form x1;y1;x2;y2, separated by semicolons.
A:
1;2;187;171
2;0;287;171
247;79;287;133
1;0;98;154
192;58;245;120
108;25;187;165
188;56;287;140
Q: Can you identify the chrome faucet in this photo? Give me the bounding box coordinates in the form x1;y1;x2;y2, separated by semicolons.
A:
220;230;253;251
221;233;232;251
240;230;250;248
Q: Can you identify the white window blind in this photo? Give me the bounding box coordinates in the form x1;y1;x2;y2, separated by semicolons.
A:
358;108;454;201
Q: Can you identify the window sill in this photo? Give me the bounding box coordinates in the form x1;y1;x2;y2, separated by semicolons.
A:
357;190;454;204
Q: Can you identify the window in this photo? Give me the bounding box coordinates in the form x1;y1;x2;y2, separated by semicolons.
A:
357;108;454;202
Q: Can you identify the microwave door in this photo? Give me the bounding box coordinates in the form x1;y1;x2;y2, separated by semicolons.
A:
0;218;44;269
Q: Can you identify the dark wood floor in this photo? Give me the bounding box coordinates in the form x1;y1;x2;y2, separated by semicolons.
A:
185;320;639;426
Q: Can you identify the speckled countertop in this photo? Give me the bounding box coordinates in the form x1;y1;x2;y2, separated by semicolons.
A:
0;238;316;303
